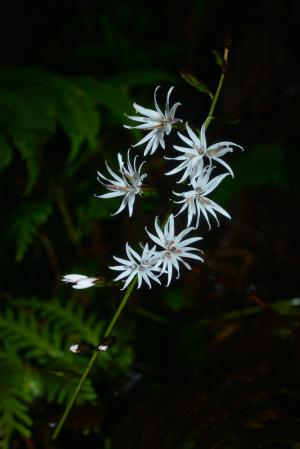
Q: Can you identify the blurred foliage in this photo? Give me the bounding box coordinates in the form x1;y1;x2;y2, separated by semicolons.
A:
0;297;134;447
7;201;53;261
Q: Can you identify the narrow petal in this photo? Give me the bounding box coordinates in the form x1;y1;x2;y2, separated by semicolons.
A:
168;101;181;119
186;122;200;147
198;201;211;229
146;230;165;248
180;252;204;261
212;156;234;177
204;173;229;196
122;271;137;290
200;122;207;150
133;130;154;147
124;114;153;123
209;200;231;219
133;102;162;120
111;197;128;216
154;217;166;242
177;131;194;147
96;191;124;198
153;86;164;116
112;255;133;266
166;214;175;239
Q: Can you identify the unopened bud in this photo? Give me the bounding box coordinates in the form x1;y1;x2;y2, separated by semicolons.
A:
97;335;116;352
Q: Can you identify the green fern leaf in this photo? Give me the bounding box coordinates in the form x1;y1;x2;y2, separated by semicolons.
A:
23;297;103;344
0;307;59;360
0;295;135;443
0;354;33;449
7;201;52;261
75;78;132;122
0;67;101;189
0;301;99;406
43;368;98;405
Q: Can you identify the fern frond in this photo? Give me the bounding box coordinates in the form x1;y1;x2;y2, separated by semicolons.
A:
0;305;62;361
43;368;97;405
0;296;135;445
18;297;103;344
7;201;52;261
0;354;32;449
0;67;102;190
0;299;101;445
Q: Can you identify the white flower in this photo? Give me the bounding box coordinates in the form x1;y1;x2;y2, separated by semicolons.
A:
166;121;243;180
110;243;161;290
96;150;146;217
62;274;98;289
124;86;182;156
146;214;203;286
173;166;230;229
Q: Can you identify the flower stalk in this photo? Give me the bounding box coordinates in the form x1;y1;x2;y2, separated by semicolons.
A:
53;43;239;440
205;46;229;129
52;276;137;440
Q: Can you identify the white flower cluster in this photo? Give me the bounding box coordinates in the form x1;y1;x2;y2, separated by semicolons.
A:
63;86;243;290
110;214;203;289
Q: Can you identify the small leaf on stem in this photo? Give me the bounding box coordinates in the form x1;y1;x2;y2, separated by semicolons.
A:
212;50;226;70
179;70;213;99
50;369;81;379
97;336;116;352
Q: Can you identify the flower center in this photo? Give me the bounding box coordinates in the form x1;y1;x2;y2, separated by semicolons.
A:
196;196;210;205
192;144;205;155
109;184;140;194
165;240;180;255
185;152;195;160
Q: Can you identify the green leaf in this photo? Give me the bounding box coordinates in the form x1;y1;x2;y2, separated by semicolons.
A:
0;67;102;179
0;354;33;449
50;369;81;380
7;201;53;261
0;296;135;443
76;78;132;122
212;49;226;69
180;70;213;99
12;133;42;195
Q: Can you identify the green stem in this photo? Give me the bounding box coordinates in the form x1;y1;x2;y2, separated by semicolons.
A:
52;277;137;440
53;47;230;440
205;46;229;129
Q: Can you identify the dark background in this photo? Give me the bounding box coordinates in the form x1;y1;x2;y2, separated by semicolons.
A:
1;1;300;448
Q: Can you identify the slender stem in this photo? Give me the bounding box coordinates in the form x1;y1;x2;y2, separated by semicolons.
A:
52;277;137;440
205;46;229;129
53;47;230;440
103;278;137;337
